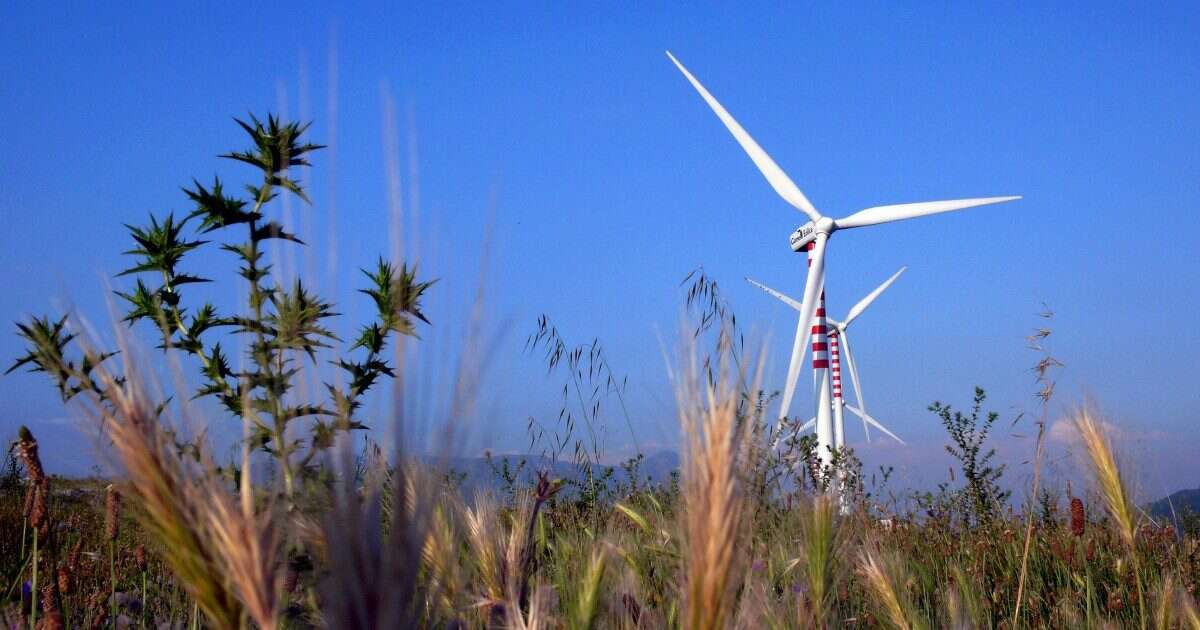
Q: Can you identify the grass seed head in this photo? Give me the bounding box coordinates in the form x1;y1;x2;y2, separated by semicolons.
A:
105;484;121;541
57;565;73;595
16;425;46;483
1073;408;1136;548
1070;497;1086;537
23;479;36;517
41;574;62;629
31;477;49;533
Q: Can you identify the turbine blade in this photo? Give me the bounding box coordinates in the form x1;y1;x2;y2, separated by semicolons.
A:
665;51;821;222
843;266;907;327
834;196;1021;230
778;233;828;420
746;277;803;312
845;404;905;445
797;417;816;433
779;317;809;422
839;332;869;442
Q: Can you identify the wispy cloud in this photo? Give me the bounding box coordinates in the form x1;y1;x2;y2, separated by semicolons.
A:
1047;416;1169;446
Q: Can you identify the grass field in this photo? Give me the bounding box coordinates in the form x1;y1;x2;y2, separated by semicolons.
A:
4;379;1200;629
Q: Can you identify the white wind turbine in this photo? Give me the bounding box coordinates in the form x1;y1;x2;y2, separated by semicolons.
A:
747;268;907;450
666;51;1020;470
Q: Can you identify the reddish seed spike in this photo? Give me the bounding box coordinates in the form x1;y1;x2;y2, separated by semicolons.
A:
105;485;120;541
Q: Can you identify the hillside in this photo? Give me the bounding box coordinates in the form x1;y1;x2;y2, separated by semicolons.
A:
1149;486;1200;521
441;450;680;496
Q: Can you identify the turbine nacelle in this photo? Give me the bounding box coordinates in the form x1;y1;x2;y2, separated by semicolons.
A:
789;217;836;252
789;222;818;252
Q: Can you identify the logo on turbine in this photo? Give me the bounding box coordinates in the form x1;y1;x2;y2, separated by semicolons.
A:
789;223;817;251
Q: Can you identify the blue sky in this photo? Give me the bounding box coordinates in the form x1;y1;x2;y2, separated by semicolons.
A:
2;3;1198;500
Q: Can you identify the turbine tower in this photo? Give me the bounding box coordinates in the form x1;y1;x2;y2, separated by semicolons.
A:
667;51;1019;474
747;269;906;449
826;266;908;445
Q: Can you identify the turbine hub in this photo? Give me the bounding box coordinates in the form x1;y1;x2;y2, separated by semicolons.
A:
816;216;836;234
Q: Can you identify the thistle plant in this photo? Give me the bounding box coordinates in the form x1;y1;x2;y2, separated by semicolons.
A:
8;114;435;502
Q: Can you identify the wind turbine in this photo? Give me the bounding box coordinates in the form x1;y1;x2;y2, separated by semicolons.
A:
666;50;1020;471
827;266;907;446
747;270;906;449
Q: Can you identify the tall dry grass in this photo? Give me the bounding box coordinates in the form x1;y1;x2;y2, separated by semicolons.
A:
1074;407;1138;548
7;311;1200;629
1073;406;1147;628
673;343;759;630
91;365;253;629
858;543;927;630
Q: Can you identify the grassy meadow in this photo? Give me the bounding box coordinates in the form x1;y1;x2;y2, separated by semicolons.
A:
4;381;1200;629
3;114;1199;630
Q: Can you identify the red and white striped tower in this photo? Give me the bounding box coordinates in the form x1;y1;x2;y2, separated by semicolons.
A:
829;330;845;450
828;327;850;510
806;243;835;473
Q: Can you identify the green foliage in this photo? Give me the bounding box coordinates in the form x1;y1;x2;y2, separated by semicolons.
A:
6;315;118;402
221;114;324;203
359;258;434;338
9;114;434;500
926;387;1010;525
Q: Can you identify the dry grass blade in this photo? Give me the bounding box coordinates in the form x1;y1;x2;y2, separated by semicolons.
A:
675;339;758;630
1073;406;1148;627
94;370;244;629
1073;408;1137;547
503;493;534;620
421;496;463;619
858;546;927;630
948;566;983;629
202;432;284;630
1178;585;1200;630
465;492;505;607
1153;573;1175;630
318;448;431;629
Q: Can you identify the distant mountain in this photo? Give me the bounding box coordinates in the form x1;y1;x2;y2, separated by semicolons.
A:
436;450;680;497
1148;487;1200;522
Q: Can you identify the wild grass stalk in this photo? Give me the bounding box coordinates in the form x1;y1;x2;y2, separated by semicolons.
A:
136;544;147;628
317;445;431;629
858;545;927;630
31;527;38;630
1012;419;1047;624
106;483;119;626
798;494;842;626
945;566;983;629
1014;310;1060;625
1178;584;1200;630
570;548;607;630
1074;406;1146;628
674;340;758;630
421;498;462;620
91;365;245;629
16;426;47;630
